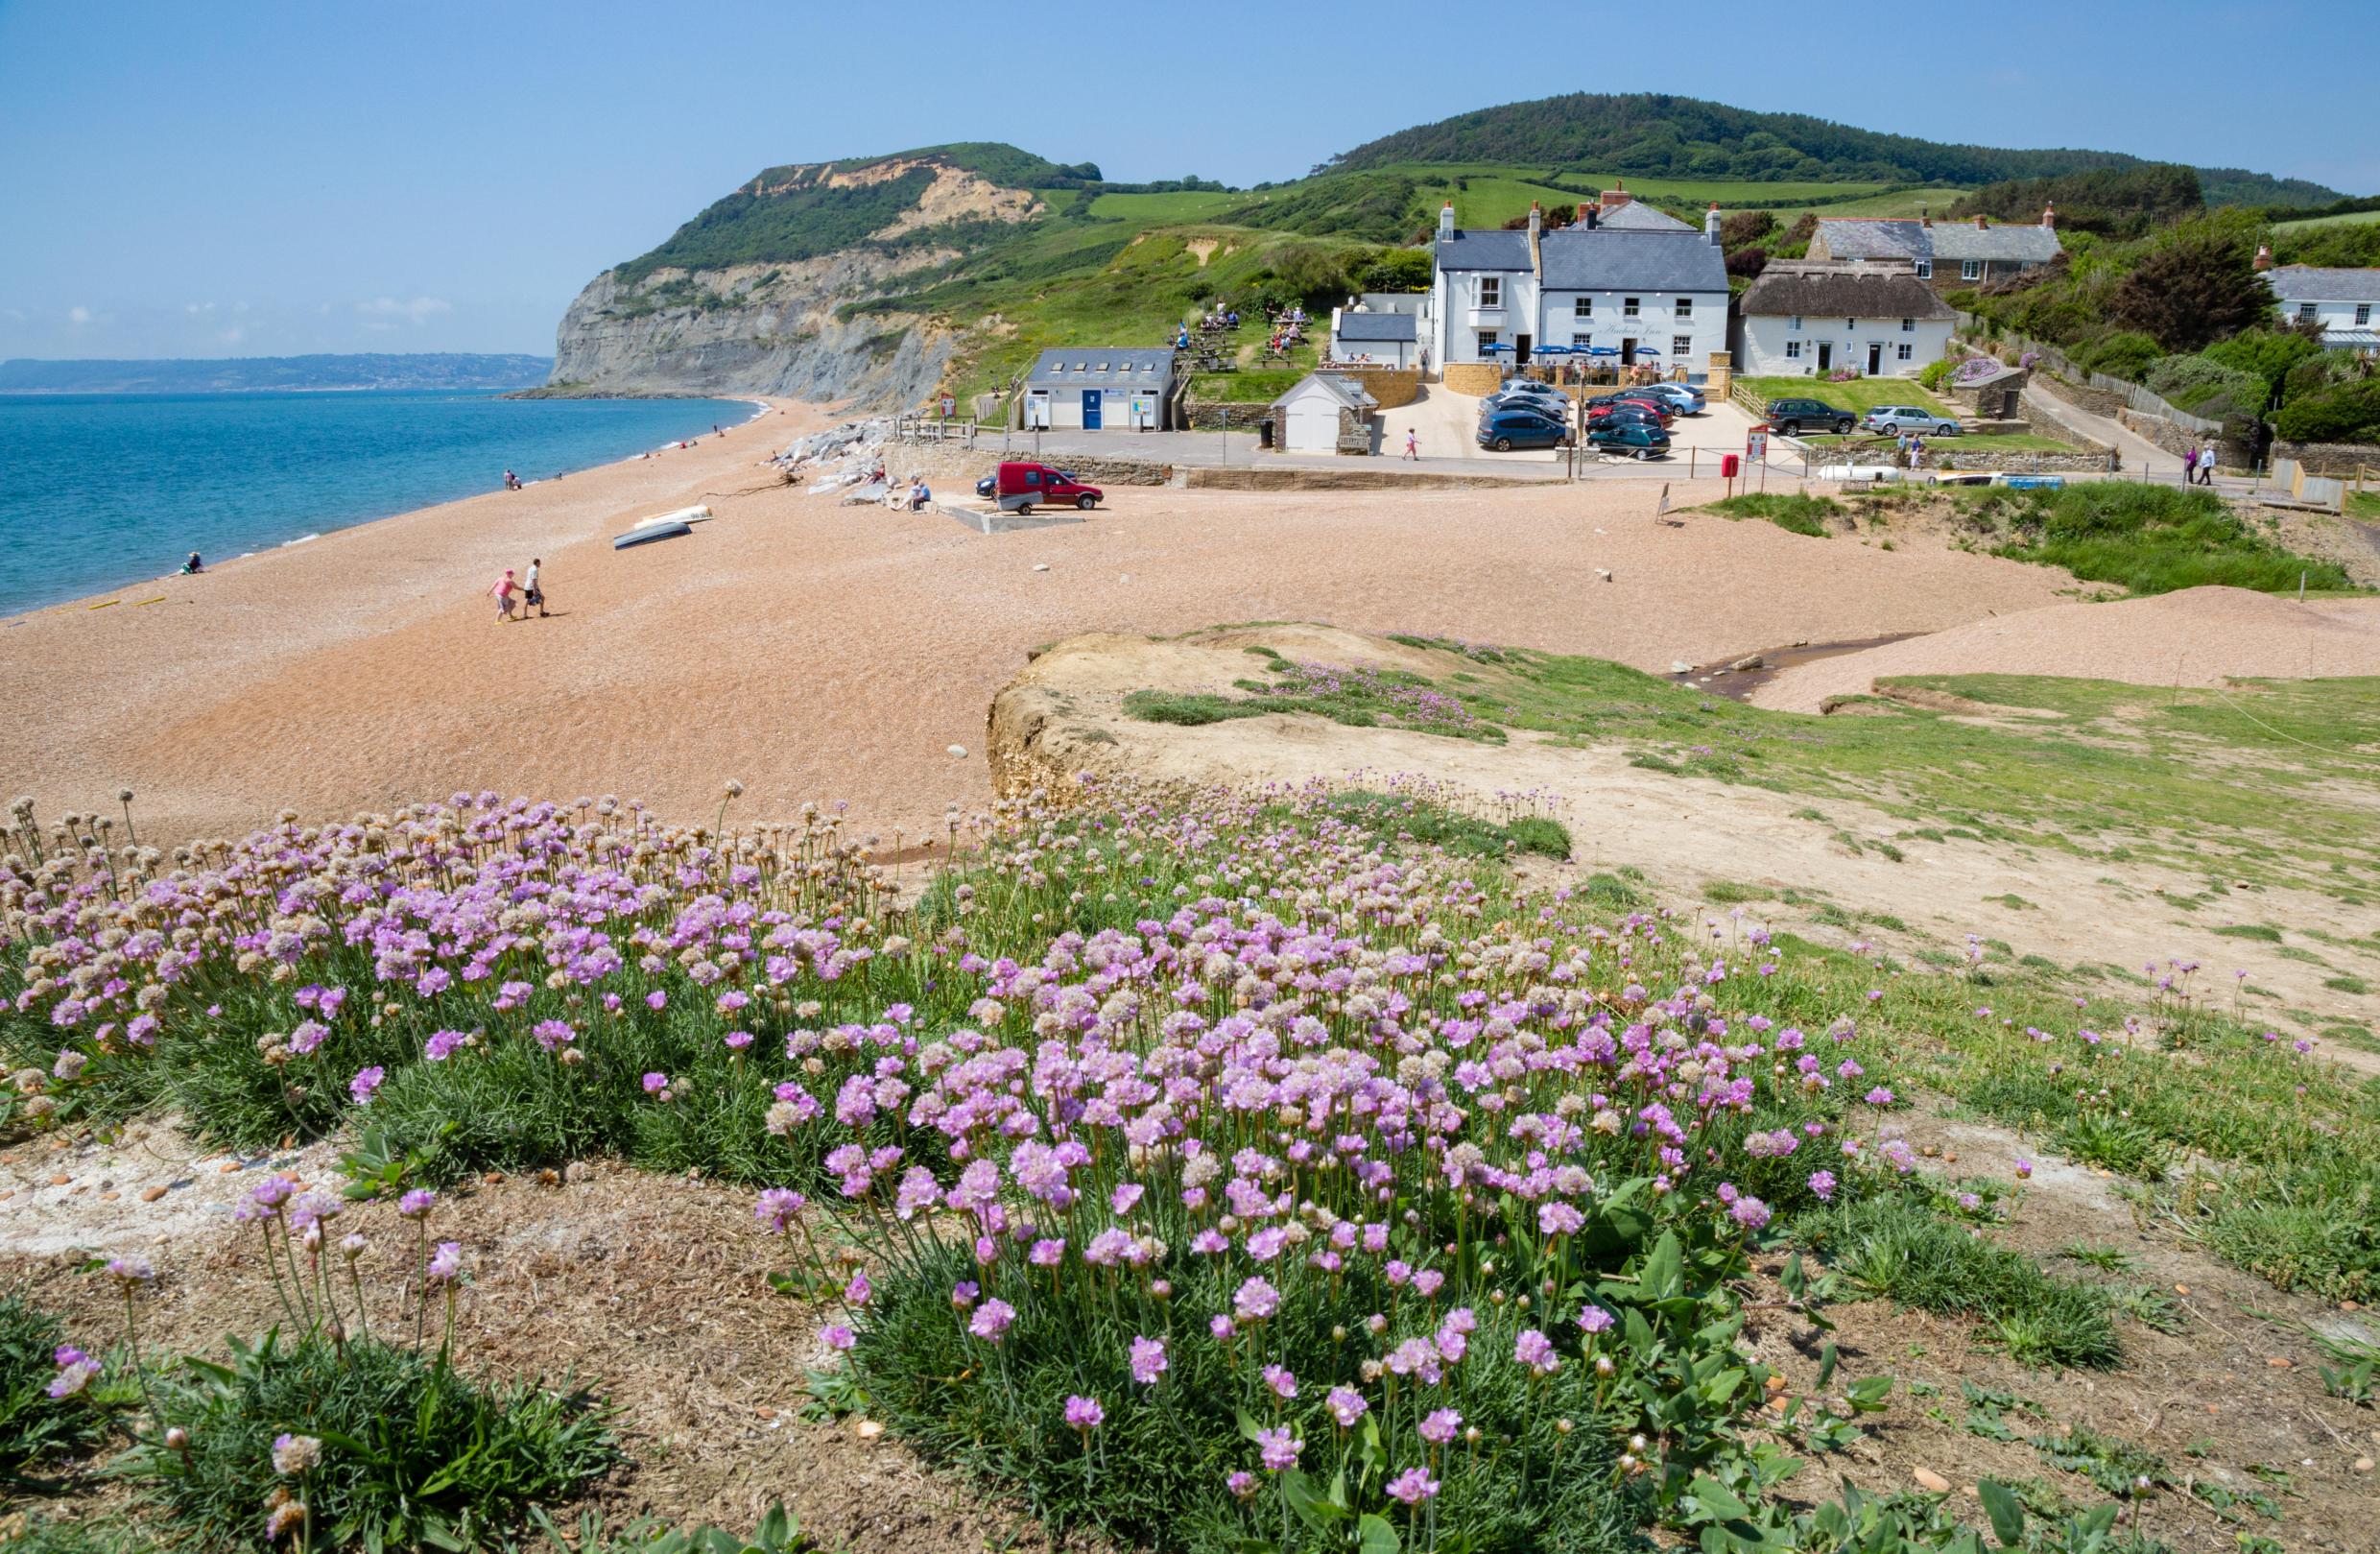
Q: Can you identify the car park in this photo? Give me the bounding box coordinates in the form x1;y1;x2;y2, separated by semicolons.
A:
1476;408;1571;452
1586;403;1666;428
1861;405;1963;435
1584;421;1670;460
1763;397;1856;436
1482;384;1569;415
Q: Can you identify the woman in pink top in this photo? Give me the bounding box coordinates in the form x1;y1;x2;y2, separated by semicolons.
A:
492;568;518;622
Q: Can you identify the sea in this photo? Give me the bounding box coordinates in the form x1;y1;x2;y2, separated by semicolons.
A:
0;391;760;616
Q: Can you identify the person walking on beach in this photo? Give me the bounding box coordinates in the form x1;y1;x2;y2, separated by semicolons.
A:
523;558;547;618
492;568;518;623
2197;445;2216;487
2183;443;2201;486
1403;428;1419;461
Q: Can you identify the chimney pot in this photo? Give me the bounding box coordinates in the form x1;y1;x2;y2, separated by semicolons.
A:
2253;245;2273;272
2041;201;2058;229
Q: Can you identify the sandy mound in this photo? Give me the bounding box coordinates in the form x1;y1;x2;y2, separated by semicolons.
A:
1753;586;2380;712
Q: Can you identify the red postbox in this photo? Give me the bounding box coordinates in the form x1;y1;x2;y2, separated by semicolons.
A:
1721;454;1740;479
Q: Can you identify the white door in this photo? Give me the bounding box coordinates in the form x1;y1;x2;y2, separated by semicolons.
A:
1288;401;1337;451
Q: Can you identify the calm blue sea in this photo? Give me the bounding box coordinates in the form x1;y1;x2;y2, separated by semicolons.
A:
0;391;756;616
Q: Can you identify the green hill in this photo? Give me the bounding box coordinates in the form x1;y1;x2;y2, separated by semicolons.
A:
1322;93;2344;206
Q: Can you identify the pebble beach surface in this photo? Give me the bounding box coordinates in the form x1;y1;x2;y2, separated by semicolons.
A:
9;411;2337;845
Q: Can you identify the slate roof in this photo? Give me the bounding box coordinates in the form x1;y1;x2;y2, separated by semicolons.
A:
1273;373;1377;412
1433;229;1534;272
1593;202;1695;232
1739;264;1958;321
1335;312;1417;343
1538;228;1728;294
1817;217;2061;265
2266;265;2380;303
1024;347;1176;388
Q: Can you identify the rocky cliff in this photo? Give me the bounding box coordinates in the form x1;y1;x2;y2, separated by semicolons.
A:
547;151;1054;408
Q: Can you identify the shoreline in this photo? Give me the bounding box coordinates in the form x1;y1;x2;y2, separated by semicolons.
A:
2;395;781;622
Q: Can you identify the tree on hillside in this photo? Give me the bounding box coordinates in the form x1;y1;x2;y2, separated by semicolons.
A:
1948;165;2202;237
2107;221;2272;351
1358;248;1434;293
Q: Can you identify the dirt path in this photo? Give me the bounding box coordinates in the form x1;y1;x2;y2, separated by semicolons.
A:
990;626;2380;1064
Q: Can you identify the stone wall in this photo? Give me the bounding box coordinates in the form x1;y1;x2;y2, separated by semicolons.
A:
1443;363;1504;396
1823;446;2120;474
2272;440;2380;478
1177;400;1273;431
1335;405;1373;456
2119;409;2254;470
889;443;1175;489
1324;367;1421;409
1187;466;1544;492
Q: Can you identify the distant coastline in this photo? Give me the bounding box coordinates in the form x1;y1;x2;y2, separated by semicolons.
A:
0;352;554;395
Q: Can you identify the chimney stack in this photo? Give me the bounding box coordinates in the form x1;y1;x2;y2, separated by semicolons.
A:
2253;245;2273;272
1974;213;1989;229
1583;202;1600;229
1439;202;1456;241
1704;203;1723;246
2041;201;2058;229
1528;201;1542;240
1601;179;1632;212
1527;201;1543;276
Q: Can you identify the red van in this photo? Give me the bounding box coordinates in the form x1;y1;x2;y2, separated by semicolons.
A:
993;462;1103;513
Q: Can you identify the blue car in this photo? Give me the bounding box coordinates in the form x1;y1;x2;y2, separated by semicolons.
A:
1476;409;1570;452
1635;382;1705;413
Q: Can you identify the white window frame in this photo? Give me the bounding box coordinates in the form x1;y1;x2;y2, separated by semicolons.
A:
1845;318;1857;333
1785;340;1803;360
1675;297;1693;319
1672;334;1693;358
2359;304;2373;325
1787;315;1802;331
1573;296;1592;319
1623;297;1641;318
1960;259;1983;281
1896;343;1914;362
1478;276;1502;308
2297;301;2318;323
1570;331;1593;347
1476;329;1499;355
1915;259;1933;279
1900;317;1916;332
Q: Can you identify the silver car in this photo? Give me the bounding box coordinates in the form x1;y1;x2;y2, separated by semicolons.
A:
1862;404;1962;435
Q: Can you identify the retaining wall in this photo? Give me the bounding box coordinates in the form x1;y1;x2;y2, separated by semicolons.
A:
1442;363;1505;396
2272;440;2380;478
887;443;1175;489
1177;400;1273;431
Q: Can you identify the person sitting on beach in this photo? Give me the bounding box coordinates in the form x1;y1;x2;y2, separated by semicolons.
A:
181;551;203;575
492;569;518;623
524;558;547;618
908;477;931;512
503;468;520;490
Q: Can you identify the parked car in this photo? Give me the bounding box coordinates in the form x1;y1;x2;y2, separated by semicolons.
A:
1584;421;1671;460
993;462;1103;512
1585;395;1672;425
1764;397;1856;436
1476;409;1571;452
1861;405;1963;436
1483;384;1569;415
1586;403;1666;428
1634;382;1705;413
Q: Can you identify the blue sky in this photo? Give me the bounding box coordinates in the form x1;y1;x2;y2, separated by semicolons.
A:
2;0;2372;360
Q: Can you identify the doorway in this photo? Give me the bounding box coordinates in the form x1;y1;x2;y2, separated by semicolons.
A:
1516;333;1533;367
1081;390;1102;430
1867;342;1883;375
1816;343;1833;371
1620;338;1637;366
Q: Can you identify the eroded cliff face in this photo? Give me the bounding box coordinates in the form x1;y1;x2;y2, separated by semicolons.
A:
548;158;1043;409
549;251;955;408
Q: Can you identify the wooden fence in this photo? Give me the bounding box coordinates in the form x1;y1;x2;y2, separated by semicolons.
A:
892;417;980;445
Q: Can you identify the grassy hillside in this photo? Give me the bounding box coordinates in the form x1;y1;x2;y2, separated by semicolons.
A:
1324;93;2343;205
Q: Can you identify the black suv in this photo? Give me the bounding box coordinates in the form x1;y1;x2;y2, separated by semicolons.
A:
1764;397;1855;436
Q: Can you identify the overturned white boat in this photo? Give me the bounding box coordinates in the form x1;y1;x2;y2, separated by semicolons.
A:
612;504;710;550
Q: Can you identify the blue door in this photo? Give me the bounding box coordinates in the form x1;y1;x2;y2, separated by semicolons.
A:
1082;390;1102;430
